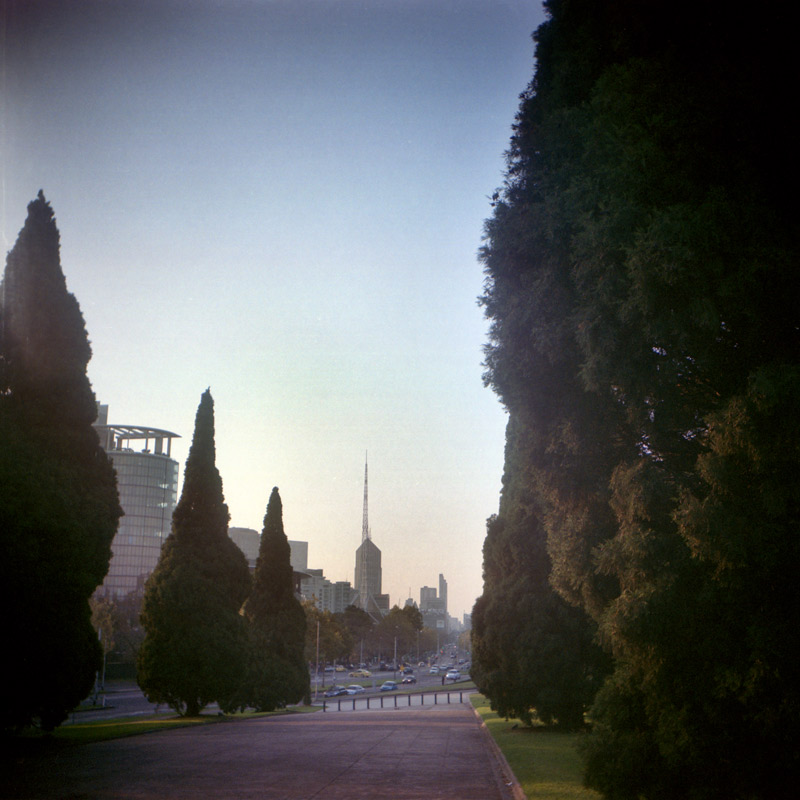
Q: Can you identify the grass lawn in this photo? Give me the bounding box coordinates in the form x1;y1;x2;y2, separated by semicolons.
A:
471;694;600;800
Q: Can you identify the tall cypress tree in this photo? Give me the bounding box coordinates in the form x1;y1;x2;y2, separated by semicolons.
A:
479;1;799;795
239;487;309;711
0;192;122;731
137;390;251;716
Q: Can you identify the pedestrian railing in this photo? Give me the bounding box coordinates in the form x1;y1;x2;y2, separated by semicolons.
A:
320;689;471;712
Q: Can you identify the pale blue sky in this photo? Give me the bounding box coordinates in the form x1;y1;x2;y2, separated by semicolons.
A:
2;0;545;619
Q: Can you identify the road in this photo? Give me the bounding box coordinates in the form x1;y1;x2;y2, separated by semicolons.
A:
6;703;516;799
69;659;468;722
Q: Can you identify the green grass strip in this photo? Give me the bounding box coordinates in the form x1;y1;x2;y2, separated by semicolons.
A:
31;705;320;746
470;694;600;800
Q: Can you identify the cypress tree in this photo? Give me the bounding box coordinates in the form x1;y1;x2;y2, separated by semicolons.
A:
0;192;122;731
479;1;799;795
137;390;251;716
240;487;309;711
471;416;609;729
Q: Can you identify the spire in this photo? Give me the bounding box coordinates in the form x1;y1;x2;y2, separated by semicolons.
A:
361;451;369;542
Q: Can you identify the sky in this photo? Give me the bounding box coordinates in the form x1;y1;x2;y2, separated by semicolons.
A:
2;0;546;621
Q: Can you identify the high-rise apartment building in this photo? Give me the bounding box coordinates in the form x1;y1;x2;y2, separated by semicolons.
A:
94;405;180;598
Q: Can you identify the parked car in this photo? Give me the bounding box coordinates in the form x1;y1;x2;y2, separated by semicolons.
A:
380;681;398;692
445;670;461;681
401;676;417;684
350;668;371;677
346;685;366;694
324;686;348;697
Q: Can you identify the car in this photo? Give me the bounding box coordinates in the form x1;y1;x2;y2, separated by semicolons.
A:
346;685;366;694
335;665;345;672
429;666;440;675
324;686;348;697
401;676;417;684
380;681;398;691
350;668;371;677
401;666;414;674
445;670;461;681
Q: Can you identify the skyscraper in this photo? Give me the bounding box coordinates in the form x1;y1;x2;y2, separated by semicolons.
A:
354;455;388;617
94;405;180;597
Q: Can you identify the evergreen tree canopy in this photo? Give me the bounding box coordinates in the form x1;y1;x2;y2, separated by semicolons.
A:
472;416;609;729
0;192;121;731
478;1;798;795
239;487;309;711
137;390;251;716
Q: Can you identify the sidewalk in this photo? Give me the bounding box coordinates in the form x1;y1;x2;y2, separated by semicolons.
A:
4;703;519;799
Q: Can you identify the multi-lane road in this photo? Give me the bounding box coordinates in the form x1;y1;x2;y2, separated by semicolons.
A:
67;657;470;723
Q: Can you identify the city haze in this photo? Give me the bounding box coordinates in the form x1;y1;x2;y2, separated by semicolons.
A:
2;0;547;619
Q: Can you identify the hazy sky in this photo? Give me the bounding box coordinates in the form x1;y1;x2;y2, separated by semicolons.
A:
2;0;545;620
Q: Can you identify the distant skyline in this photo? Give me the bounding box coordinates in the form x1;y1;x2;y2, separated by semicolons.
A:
2;0;547;619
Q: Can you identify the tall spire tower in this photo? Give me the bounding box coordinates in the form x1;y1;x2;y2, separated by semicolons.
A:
355;452;383;618
362;452;370;542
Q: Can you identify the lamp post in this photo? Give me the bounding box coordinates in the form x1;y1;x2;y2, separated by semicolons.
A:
314;619;320;700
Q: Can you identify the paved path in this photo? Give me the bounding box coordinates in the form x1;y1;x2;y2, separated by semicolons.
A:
3;704;518;799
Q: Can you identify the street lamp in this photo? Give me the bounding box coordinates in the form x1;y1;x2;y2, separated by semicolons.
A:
314;619;320;700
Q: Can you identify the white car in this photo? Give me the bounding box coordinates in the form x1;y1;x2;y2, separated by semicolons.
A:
445;670;461;681
346;685;366;694
429;666;440;675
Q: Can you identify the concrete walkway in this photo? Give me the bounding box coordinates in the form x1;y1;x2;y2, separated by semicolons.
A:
3;704;520;799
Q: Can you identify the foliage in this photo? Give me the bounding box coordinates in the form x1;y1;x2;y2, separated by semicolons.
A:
472;418;609;730
0;192;122;732
90;596;116;657
370;605;424;662
304;601;351;668
137;390;251;716
340;604;374;649
107;590;146;667
478;1;799;795
238;487;309;711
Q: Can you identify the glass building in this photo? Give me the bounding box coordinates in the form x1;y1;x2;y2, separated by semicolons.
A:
94;406;180;598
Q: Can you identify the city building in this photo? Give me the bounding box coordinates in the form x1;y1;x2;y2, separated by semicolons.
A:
93;405;180;598
354;456;388;617
229;527;260;570
288;540;308;573
419;575;448;632
420;586;438;610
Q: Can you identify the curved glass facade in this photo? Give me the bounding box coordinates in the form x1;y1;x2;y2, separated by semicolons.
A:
94;410;180;597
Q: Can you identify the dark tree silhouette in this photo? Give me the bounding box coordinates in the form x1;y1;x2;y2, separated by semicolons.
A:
137;390;251;716
239;487;309;711
478;1;799;795
0;192;122;731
